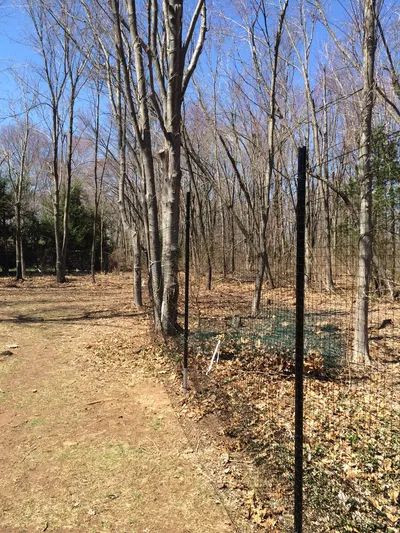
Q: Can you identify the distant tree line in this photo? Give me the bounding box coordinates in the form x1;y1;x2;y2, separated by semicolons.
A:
0;178;112;275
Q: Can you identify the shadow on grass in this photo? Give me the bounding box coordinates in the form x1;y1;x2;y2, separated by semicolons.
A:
2;310;149;325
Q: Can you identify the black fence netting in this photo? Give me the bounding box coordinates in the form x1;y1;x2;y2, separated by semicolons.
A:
181;144;400;532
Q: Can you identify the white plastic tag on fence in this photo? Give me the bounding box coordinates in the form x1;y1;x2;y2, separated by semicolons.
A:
206;339;221;375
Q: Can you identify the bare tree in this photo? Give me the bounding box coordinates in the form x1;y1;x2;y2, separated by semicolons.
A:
0;80;39;281
249;0;289;314
27;1;68;282
89;0;207;333
60;5;88;282
353;0;378;365
85;79;111;283
1;117;30;280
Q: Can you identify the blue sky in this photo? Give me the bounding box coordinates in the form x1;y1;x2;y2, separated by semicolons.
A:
0;6;32;60
0;0;360;122
0;4;39;102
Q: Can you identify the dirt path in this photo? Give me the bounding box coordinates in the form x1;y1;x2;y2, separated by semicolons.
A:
0;276;233;533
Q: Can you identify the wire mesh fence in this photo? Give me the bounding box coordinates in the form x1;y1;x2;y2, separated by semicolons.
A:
300;158;400;531
182;143;400;532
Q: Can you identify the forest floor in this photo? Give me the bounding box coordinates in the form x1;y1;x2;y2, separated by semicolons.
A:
0;274;235;533
1;274;399;533
183;275;400;532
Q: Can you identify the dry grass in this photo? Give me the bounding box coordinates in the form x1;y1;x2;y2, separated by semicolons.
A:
0;274;233;533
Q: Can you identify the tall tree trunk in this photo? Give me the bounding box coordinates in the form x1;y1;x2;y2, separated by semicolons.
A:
25;1;67;284
220;200;227;277
53;169;62;284
21;239;26;279
160;0;184;334
305;194;313;287
391;182;396;293
230;209;235;274
100;202;104;273
60;26;83;283
322;69;335;290
61;90;75;283
161;138;182;332
90;87;108;283
115;74;143;309
321;181;334;290
15;202;23;281
119;0;162;327
110;0;205;334
91;211;98;282
252;217;268;315
353;0;377;365
133;230;143;308
13;117;29;282
184;140;213;289
91;93;100;283
52;115;62;283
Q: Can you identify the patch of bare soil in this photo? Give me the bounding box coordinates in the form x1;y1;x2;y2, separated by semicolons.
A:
0;275;234;533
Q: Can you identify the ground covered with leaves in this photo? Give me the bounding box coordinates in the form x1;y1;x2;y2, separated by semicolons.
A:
177;278;400;532
2;273;398;532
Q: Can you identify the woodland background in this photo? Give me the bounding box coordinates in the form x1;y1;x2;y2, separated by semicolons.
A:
0;0;399;353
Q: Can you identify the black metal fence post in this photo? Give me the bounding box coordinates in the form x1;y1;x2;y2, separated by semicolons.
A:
295;146;307;533
183;190;191;391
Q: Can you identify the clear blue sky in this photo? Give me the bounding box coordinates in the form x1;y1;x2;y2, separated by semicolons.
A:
0;3;38;103
0;6;31;60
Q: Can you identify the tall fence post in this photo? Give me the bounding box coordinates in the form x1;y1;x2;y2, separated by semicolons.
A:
183;189;191;391
295;146;307;533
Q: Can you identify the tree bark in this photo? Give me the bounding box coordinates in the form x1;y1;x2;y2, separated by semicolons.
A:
115;62;143;309
53;133;62;284
353;0;377;365
132;230;143;308
122;0;163;326
322;69;335;290
61;114;73;283
160;0;184;333
15;202;23;280
91;89;101;283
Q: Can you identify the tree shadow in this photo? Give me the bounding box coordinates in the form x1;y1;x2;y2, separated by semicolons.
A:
2;310;149;325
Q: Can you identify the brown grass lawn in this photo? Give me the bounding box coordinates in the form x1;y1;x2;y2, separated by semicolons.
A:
0;274;233;533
